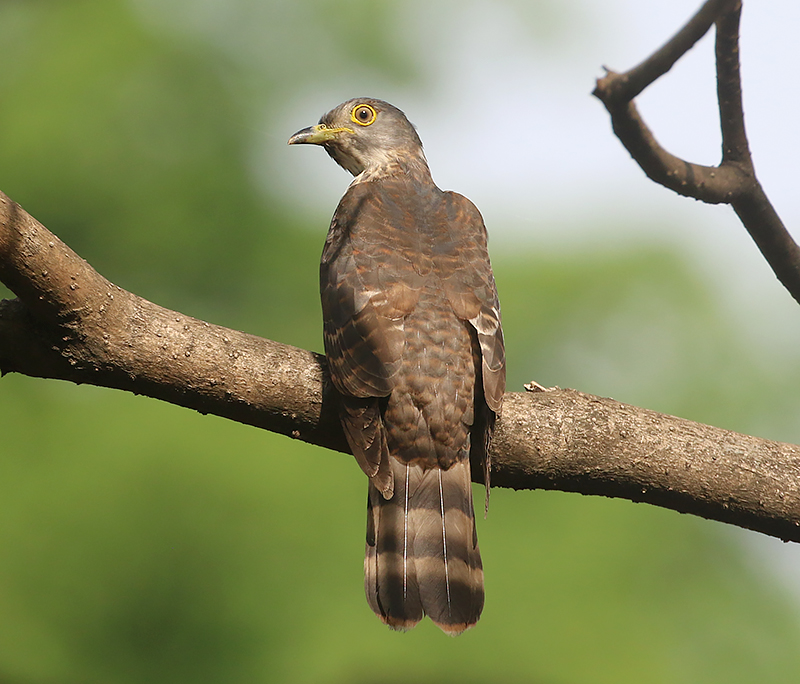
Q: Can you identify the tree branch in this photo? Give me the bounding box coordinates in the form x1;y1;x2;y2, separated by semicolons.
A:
715;4;750;164
599;0;736;103
593;0;800;305
2;191;800;542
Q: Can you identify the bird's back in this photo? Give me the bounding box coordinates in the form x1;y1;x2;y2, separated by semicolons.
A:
321;174;495;633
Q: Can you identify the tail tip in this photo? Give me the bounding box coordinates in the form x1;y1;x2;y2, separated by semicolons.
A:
432;620;477;637
380;615;420;632
380;615;477;636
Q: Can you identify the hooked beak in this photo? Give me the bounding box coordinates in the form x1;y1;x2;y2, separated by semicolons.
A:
287;123;353;146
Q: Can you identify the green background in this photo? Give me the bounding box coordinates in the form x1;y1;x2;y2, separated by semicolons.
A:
2;1;800;682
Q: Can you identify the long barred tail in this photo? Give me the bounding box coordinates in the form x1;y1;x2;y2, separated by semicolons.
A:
364;457;484;635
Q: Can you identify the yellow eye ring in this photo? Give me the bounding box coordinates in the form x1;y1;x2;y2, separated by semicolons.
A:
351;104;377;126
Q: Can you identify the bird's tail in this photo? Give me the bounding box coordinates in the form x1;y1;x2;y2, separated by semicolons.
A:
364;457;484;635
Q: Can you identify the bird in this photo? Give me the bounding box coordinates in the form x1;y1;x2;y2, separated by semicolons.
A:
288;98;505;635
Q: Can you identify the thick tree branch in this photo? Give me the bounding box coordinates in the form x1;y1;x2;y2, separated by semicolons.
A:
2;192;800;542
593;0;800;305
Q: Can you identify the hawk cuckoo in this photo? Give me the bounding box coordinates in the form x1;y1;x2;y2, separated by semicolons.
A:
288;98;505;634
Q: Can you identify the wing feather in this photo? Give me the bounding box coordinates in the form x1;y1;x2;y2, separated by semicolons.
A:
321;183;421;399
436;192;506;413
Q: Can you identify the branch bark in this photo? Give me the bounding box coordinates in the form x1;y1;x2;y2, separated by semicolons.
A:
593;0;800;305
2;192;800;542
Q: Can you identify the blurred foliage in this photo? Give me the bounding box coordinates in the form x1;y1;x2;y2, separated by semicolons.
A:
2;1;800;683
0;0;321;344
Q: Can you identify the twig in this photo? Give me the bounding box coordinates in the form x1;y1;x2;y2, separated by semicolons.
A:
599;0;737;103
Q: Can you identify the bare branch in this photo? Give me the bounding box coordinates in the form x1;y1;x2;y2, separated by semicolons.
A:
598;0;739;103
589;98;748;204
494;390;800;543
593;0;800;305
715;4;750;164
2;192;800;542
0;191;345;451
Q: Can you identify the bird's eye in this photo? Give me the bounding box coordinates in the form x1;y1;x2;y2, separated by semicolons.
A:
351;104;377;126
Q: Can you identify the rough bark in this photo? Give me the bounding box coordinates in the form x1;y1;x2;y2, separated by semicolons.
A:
2;191;800;543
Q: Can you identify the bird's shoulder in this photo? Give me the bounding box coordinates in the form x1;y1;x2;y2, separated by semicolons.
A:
440;189;485;227
323;177;497;308
322;175;437;270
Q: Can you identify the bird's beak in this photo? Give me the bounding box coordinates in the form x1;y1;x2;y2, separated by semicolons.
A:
287;124;353;146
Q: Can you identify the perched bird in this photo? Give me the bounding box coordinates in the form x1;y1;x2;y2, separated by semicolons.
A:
288;98;505;634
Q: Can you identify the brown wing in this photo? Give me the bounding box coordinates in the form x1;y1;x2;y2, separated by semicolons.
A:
320;180;426;494
435;191;505;415
321;181;427;396
430;190;504;495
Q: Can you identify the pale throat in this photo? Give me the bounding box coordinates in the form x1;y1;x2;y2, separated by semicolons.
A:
347;146;432;184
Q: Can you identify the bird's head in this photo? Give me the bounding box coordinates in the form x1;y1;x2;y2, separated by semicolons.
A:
288;98;426;178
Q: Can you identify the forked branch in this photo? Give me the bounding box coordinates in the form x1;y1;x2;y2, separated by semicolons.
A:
593;0;800;304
